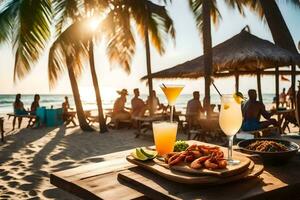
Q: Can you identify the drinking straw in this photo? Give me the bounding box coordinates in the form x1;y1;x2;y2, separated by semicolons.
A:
162;83;167;88
211;81;222;97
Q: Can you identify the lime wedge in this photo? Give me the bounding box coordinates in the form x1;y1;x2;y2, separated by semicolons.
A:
140;148;158;159
233;92;244;104
131;148;148;161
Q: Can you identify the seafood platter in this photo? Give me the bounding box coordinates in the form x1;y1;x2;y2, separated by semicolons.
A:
126;140;264;185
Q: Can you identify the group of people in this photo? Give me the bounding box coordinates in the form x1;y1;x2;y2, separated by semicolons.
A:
12;94;73;128
112;88;165;122
112;88;280;133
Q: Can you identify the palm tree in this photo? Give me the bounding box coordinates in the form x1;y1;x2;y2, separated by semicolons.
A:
48;19;94;131
243;0;300;108
0;0;51;81
52;0;108;132
127;0;175;115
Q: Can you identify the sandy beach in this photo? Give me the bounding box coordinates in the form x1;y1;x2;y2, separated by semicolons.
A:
0;116;187;199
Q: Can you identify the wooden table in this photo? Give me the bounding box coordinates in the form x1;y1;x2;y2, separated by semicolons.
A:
50;140;300;200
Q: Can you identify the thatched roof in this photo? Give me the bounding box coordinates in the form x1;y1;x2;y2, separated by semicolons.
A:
142;29;300;80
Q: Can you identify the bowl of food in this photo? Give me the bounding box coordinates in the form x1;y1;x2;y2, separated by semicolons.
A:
237;138;299;164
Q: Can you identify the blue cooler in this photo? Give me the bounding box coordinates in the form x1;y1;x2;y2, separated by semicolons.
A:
36;107;46;126
46;108;64;127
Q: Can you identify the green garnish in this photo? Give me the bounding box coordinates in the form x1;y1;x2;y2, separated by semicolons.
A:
174;140;189;152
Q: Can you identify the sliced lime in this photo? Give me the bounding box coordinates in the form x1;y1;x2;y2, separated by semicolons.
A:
131;148;148;161
140;148;158;159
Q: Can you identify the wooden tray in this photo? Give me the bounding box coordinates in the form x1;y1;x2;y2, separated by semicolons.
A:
121;157;264;185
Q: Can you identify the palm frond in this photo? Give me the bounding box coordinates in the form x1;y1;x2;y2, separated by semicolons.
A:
48;19;91;88
102;5;136;73
0;0;20;43
13;0;52;81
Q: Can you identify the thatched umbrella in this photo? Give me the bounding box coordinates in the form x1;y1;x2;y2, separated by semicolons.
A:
142;29;300;103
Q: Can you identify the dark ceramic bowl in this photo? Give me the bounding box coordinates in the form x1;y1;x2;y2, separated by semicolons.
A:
237;138;299;165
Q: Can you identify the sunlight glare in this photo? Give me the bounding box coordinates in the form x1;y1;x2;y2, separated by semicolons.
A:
88;17;101;32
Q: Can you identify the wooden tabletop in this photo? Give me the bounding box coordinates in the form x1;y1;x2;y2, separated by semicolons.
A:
50;140;300;200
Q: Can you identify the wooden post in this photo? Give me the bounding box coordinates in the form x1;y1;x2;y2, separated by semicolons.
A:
235;73;239;93
291;65;296;108
202;0;213;119
257;71;263;103
275;66;280;108
144;14;154;116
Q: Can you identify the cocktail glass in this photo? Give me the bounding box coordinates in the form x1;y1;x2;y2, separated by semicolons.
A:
152;121;178;156
219;95;243;165
160;84;184;122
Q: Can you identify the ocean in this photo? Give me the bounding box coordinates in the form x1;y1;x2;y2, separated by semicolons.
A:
0;93;276;115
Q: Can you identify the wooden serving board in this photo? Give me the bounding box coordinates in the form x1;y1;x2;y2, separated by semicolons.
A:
120;158;264;185
128;141;251;178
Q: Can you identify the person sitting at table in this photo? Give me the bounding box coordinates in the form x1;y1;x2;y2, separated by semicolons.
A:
186;91;205;126
12;93;28;129
279;88;287;107
131;88;147;117
28;94;40;127
146;90;165;114
62;96;76;126
241;89;278;132
112;89;131;125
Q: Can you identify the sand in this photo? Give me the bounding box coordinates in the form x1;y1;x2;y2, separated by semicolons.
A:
0;114;298;199
0;116;177;199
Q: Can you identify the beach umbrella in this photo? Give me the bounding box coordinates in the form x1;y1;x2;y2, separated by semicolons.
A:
142;29;300;101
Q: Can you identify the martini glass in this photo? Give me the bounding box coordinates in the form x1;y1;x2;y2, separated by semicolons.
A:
219;95;243;165
160;84;184;122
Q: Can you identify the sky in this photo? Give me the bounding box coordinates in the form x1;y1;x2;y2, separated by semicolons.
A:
0;0;299;98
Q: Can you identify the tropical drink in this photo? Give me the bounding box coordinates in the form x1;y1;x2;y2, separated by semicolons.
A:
152;121;178;156
160;85;184;106
219;94;243;165
160;84;184;122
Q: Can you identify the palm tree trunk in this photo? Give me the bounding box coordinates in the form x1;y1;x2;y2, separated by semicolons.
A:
259;0;298;107
202;0;213;119
66;57;94;131
145;18;154;116
88;40;108;133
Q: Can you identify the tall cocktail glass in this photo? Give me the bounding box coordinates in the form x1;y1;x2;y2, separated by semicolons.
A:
160;84;184;122
152;121;178;156
219;95;243;165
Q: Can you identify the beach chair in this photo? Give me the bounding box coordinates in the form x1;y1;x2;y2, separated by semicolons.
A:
0;117;4;142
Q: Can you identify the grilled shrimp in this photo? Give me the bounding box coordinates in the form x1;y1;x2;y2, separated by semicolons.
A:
190;156;210;169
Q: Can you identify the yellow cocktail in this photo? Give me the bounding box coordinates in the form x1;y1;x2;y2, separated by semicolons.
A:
160;84;184;122
160;85;184;106
152;121;178;156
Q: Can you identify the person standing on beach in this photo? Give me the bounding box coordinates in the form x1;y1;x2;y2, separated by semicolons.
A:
186;91;205;126
131;88;147;117
279;88;287;107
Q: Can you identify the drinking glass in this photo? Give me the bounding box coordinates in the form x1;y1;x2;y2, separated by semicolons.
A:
152;121;178;156
219;95;243;165
160;84;184;122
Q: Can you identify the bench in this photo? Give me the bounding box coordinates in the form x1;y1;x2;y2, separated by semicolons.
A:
7;113;37;129
0;117;4;142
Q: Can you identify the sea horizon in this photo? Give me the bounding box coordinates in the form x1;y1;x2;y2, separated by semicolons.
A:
0;93;277;115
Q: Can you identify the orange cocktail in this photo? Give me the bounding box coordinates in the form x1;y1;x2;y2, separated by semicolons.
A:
160;85;184;106
152;121;178;156
160;84;184;122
